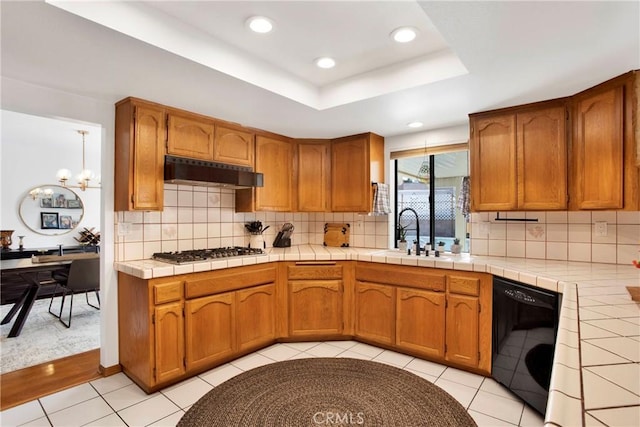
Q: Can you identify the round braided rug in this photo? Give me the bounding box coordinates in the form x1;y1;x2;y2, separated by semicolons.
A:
178;358;477;427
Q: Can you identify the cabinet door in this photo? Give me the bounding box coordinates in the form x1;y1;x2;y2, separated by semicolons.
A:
255;136;294;211
185;293;235;371
289;280;343;336
115;101;165;211
237;284;276;352
517;107;567;210
572;86;624;209
297;141;329;212
167;112;215;160
214;125;254;167
396;288;445;359
331;136;371;212
445;294;479;369
154;302;185;384
470;114;517;211
354;281;394;345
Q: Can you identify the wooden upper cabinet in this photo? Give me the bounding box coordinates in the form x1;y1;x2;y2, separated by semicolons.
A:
470;114;518;211
214;125;255;167
167;112;215;161
470;102;568;211
254;135;295;211
331;133;384;212
571;85;624;210
517;106;567;210
115;98;165;211
297;140;330;212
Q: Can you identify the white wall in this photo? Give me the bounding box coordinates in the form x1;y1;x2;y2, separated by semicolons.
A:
1;110;101;248
1;76;117;370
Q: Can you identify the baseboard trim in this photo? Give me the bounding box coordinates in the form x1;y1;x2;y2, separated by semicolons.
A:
99;363;122;377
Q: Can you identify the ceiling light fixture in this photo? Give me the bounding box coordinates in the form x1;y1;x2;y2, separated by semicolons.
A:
407;121;423;128
246;16;273;34
315;57;336;69
56;130;101;191
391;27;418;43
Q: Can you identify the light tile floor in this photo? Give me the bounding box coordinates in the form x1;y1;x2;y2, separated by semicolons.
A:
0;341;544;427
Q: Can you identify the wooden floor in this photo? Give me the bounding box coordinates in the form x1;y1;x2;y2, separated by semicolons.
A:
0;349;102;411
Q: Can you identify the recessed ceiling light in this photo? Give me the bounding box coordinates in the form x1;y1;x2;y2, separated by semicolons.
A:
391;27;418;43
407;121;423;128
247;16;273;34
315;57;336;69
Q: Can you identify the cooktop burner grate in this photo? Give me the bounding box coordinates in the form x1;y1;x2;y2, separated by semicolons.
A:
152;247;265;264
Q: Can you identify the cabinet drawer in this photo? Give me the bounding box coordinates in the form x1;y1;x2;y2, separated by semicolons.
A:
154;281;184;304
448;276;480;296
356;263;445;292
288;263;342;280
185;266;277;299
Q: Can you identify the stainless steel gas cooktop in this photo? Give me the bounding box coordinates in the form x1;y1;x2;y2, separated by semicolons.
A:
152;247;264;264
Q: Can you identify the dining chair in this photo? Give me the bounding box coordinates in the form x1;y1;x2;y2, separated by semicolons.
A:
48;257;100;328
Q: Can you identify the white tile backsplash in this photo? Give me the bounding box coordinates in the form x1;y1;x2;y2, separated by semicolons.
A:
116;187;390;261
470;210;639;265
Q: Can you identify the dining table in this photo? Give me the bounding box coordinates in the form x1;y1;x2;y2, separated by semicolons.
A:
0;253;98;337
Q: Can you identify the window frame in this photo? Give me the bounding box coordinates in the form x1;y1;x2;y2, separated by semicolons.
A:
392;143;468;250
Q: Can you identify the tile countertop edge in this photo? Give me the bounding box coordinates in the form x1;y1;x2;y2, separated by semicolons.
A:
114;246;640;427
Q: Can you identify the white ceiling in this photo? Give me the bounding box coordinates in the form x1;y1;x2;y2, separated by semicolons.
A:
1;1;638;139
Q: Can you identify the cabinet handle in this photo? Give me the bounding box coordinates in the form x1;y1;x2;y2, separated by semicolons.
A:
295;261;337;266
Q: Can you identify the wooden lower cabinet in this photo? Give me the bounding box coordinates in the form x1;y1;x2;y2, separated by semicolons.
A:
445;294;479;368
237;284;276;351
289;280;343;336
118;264;277;392
154;301;186;384
354;281;395;345
396;287;445;359
286;262;346;338
354;262;491;374
185;292;235;372
185;284;275;371
445;274;492;372
118;261;492;392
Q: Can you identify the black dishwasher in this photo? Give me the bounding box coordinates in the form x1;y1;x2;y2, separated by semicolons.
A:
492;277;561;415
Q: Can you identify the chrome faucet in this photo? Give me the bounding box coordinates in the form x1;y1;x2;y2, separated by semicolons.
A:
398;207;420;255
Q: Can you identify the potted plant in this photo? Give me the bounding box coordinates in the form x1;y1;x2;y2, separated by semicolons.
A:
437;241;446;252
450;238;461;254
397;224;408;252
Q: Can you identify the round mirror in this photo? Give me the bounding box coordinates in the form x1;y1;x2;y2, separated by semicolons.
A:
19;185;85;236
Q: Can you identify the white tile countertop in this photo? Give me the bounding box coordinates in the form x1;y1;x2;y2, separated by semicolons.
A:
114;245;640;426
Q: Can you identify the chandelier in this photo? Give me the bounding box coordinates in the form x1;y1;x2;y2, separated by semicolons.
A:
417;139;430;182
56;130;101;191
29;187;54;200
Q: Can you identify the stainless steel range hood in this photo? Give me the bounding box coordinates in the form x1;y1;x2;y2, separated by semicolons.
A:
164;156;263;189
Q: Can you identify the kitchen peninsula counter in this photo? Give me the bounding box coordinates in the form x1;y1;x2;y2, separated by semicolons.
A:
115;245;640;427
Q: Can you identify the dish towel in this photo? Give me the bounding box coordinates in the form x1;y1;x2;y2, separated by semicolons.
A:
372;183;391;215
457;176;470;219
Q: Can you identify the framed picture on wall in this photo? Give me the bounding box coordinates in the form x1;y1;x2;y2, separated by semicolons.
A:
59;215;72;229
53;193;66;208
41;212;59;229
40;197;53;208
66;199;82;209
